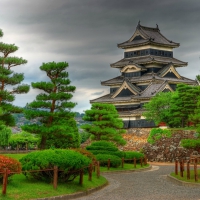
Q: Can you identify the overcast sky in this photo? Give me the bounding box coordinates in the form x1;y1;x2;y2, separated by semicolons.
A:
0;0;200;113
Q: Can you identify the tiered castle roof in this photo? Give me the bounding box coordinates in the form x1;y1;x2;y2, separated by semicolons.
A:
91;22;198;120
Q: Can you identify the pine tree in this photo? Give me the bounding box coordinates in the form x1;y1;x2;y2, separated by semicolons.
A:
22;61;80;149
169;84;200;127
0;29;29;126
81;103;126;145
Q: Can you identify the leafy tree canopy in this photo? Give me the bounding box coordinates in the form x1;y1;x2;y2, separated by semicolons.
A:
143;92;174;126
9;131;39;148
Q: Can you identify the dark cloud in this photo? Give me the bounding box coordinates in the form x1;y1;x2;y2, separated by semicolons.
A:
0;0;200;112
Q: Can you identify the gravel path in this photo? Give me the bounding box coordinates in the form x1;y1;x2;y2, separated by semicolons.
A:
75;165;200;200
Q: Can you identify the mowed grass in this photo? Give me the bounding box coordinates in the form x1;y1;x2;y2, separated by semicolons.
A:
100;163;150;172
170;169;200;183
3;153;27;160
1;173;107;200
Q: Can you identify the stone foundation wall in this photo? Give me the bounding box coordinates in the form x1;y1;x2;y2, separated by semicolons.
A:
82;128;198;162
143;130;197;162
120;128;151;151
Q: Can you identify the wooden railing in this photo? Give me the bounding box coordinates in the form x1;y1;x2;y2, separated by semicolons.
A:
174;157;200;182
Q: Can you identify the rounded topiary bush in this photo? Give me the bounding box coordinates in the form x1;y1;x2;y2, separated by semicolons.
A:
0;155;21;181
96;154;121;168
20;149;91;182
86;141;124;158
124;151;144;163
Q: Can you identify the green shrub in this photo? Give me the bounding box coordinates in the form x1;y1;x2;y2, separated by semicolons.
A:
96;154;121;168
86;141;124;157
0;155;21;181
20;149;91;182
80;132;91;144
147;128;172;144
87;150;124;158
73;148;96;161
86;146;118;151
181;139;200;149
86;141;118;151
124;151;144;163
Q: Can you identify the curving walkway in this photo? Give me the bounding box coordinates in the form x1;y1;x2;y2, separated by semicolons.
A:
74;165;200;200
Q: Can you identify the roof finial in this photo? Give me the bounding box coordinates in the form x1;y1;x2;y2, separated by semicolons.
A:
156;24;160;31
138;20;140;25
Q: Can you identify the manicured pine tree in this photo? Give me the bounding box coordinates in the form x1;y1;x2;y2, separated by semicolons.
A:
169;84;200;127
0;29;29;126
22;61;80;149
81;103;126;145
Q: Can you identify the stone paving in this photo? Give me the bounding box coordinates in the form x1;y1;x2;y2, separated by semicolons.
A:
75;165;200;200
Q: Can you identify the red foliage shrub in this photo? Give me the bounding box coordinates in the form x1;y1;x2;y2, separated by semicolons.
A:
0;155;21;180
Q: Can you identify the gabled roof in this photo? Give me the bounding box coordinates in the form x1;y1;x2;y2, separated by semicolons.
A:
157;63;181;79
134;80;173;98
90;93;134;103
111;78;141;98
120;63;147;72
118;23;179;49
110;55;187;68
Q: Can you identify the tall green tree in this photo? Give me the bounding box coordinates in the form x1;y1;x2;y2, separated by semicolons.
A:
196;75;200;82
81;103;126;145
143;92;173;126
189;87;200;130
22;61;80;149
169;84;200;127
0;29;29;126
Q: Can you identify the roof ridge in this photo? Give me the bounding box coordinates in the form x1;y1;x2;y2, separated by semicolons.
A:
139;24;159;32
140;81;153;95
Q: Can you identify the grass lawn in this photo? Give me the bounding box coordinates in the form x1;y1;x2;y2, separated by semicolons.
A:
100;163;150;172
3;153;27;160
170;169;200;183
1;172;107;200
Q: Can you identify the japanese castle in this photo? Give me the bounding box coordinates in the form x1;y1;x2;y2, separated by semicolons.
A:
91;22;198;128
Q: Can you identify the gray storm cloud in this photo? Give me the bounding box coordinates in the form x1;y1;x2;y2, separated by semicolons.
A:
0;0;200;113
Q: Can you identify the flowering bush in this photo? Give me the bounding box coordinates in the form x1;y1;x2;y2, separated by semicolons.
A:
0;155;21;180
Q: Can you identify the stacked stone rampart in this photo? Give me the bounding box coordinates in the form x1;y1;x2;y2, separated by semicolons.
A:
122;129;197;162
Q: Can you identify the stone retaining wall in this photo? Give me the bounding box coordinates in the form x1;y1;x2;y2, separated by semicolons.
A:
82;128;198;162
120;128;151;151
143;130;197;162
